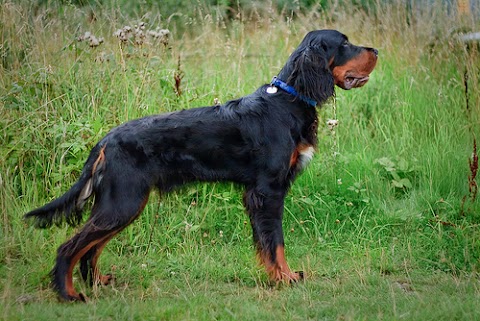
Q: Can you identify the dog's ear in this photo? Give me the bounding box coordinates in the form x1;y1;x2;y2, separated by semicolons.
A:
287;44;335;105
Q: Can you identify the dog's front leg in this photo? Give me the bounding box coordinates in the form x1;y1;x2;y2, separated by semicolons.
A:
243;186;302;283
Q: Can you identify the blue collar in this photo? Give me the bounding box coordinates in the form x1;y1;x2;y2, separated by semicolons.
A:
269;77;317;107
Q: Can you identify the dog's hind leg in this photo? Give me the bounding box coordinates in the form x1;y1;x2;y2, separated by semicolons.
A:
52;183;150;302
79;193;148;288
80;234;116;287
51;222;114;301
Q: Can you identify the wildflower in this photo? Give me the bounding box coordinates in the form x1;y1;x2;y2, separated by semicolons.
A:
89;36;104;48
79;32;88;41
184;221;193;232
327;119;339;130
77;31;104;48
114;22;170;47
147;28;170;46
94;51;110;63
135;30;145;45
134;22;146;45
114;26;133;43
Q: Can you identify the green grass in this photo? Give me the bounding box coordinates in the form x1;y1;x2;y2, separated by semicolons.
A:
1;1;480;320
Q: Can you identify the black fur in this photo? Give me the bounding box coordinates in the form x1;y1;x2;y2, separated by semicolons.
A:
25;29;377;301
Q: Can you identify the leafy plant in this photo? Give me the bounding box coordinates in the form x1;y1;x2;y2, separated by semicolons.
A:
375;156;416;192
347;181;370;204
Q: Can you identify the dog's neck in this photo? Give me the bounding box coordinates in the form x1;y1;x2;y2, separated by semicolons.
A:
272;63;319;107
268;77;317;107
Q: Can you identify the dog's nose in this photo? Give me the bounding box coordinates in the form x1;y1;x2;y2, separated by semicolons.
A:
371;48;379;57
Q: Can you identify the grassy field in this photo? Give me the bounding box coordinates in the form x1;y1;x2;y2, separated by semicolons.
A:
1;1;480;320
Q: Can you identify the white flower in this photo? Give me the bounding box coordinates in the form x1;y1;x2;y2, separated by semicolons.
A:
327;119;339;130
147;28;170;46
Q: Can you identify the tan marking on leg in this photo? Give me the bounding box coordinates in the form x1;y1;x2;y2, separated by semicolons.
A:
258;246;301;283
67;191;150;298
91;233;117;286
273;245;301;282
65;238;105;300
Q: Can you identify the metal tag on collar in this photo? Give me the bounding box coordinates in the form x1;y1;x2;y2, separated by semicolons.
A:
266;76;278;94
266;86;278;94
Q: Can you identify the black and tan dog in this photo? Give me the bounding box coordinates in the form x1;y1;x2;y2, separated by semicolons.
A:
25;29;378;301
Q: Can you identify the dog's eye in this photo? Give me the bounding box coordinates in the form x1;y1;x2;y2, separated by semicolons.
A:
343;41;349;46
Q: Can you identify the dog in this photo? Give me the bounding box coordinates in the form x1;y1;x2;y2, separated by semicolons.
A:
25;29;378;302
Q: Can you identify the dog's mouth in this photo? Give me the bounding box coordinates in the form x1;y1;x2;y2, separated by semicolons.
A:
342;74;370;90
332;67;374;90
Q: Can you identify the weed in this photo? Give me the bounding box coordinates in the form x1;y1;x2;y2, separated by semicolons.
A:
467;138;478;202
77;31;104;48
375;156;416;193
347;181;370;205
461;138;479;215
174;55;184;96
114;22;170;48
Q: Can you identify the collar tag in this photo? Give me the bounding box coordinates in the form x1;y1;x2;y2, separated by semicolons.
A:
266;86;278;94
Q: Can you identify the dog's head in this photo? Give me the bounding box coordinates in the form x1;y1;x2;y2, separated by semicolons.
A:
278;29;378;105
318;30;378;90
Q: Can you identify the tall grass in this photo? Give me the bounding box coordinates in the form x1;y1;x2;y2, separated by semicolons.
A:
1;1;480;319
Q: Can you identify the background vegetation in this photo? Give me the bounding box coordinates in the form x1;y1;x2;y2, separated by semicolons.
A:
1;0;479;319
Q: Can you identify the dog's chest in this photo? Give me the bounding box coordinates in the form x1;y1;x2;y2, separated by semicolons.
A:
289;144;315;170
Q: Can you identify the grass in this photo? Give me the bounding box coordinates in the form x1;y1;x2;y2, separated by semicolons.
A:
1;1;480;320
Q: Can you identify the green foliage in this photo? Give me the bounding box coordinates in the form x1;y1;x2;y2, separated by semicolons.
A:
375;156;416;192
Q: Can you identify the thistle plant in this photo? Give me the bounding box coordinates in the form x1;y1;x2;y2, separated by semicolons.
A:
114;22;170;47
77;31;104;48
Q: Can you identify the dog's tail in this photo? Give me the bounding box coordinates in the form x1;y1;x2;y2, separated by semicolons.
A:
24;144;106;228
